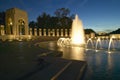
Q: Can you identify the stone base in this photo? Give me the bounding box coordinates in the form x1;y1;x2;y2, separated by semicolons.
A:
0;35;32;41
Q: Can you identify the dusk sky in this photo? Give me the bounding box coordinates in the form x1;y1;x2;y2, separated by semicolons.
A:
0;0;120;32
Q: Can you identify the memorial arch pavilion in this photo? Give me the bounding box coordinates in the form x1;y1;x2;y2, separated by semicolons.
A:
6;8;29;35
0;8;31;41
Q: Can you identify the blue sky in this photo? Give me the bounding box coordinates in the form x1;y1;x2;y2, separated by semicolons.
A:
0;0;120;32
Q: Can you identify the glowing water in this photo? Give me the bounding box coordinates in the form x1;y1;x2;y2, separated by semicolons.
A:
108;37;115;53
71;15;85;46
86;38;94;48
57;15;85;47
95;38;102;50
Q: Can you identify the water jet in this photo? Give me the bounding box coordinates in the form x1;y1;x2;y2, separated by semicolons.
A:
57;14;85;47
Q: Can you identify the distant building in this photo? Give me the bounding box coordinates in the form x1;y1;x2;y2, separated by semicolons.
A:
110;34;120;39
97;32;107;36
85;32;96;39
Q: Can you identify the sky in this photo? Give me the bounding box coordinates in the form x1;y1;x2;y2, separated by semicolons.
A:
0;0;120;33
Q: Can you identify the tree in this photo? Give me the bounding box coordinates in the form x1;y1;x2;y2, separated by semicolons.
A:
37;12;51;29
109;28;120;34
29;21;37;28
85;29;96;34
54;8;72;29
49;16;59;29
34;8;72;30
54;8;70;18
29;21;37;34
0;11;5;25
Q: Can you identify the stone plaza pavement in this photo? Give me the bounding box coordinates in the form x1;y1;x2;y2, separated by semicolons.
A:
17;56;87;80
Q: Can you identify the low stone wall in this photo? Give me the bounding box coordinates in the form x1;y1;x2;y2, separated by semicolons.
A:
0;35;32;41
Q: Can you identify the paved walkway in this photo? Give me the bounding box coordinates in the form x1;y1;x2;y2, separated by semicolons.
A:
17;57;87;80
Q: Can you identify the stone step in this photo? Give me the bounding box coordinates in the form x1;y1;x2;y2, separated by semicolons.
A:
55;61;87;80
51;61;72;80
18;57;87;80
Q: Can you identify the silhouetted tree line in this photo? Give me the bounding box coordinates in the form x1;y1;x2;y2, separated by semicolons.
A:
109;28;120;34
0;12;5;25
84;29;96;34
29;8;73;30
29;8;97;34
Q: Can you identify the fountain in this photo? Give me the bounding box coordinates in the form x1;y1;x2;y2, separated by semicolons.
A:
95;38;102;50
86;38;94;48
36;14;120;80
71;15;85;46
57;14;85;47
57;15;120;53
108;36;115;53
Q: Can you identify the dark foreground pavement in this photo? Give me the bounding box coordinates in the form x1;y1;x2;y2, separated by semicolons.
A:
17;57;87;80
0;41;87;80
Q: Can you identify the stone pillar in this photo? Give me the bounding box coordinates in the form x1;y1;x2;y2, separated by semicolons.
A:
61;29;63;37
90;32;95;38
48;29;51;36
85;34;90;39
0;25;5;35
56;29;59;37
69;29;71;37
8;24;13;35
52;29;55;36
65;29;68;37
39;28;42;36
43;29;46;36
34;28;37;36
16;25;19;35
29;28;32;35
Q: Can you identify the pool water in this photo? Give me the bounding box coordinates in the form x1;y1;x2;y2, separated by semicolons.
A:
0;41;120;80
38;41;120;80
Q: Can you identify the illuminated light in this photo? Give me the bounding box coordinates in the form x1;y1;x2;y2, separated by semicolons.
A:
57;15;85;47
10;22;12;25
108;51;111;54
95;50;98;52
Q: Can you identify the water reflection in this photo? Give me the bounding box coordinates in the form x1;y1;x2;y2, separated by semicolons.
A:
38;41;86;61
107;54;113;71
62;47;86;61
38;41;120;80
48;41;57;50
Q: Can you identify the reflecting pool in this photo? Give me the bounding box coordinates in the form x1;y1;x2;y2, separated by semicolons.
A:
1;41;120;80
38;41;120;80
